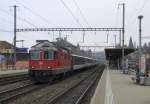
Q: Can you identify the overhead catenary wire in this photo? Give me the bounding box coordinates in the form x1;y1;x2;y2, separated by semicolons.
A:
0;7;36;27
142;36;150;38
0;28;13;32
0;7;11;16
115;6;120;27
138;0;149;13
60;0;83;27
126;0;140;26
125;0;149;43
72;0;89;27
127;0;149;27
0;17;13;25
14;0;58;27
17;17;37;27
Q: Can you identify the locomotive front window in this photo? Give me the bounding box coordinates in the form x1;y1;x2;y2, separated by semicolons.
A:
31;52;39;60
44;51;53;60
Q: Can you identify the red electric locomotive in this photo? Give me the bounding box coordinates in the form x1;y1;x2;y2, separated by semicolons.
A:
29;41;72;82
29;40;98;82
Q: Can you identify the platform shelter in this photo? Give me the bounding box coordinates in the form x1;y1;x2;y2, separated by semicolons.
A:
105;48;136;69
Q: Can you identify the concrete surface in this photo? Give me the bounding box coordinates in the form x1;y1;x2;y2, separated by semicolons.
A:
91;67;150;104
0;69;28;78
111;70;150;104
90;68;106;104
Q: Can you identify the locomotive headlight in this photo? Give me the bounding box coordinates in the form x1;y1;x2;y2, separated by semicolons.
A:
32;66;34;69
48;66;51;69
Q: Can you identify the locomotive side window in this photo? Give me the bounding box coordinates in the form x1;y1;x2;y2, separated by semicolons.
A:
44;51;54;60
54;51;58;59
31;52;39;60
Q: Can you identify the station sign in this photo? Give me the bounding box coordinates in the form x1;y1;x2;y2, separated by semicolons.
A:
139;54;146;74
125;59;128;69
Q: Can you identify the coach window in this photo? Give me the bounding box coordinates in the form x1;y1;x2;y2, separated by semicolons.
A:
31;52;39;60
44;51;54;60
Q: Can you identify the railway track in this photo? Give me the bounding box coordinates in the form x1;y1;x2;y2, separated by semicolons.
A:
46;66;104;104
0;74;29;86
0;81;46;104
3;65;104;104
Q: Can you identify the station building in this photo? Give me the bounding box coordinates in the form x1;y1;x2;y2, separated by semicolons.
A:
0;41;29;70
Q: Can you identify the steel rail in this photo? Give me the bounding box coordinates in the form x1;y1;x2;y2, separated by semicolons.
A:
0;83;45;103
0;81;32;95
75;69;104;104
46;67;103;104
0;74;29;86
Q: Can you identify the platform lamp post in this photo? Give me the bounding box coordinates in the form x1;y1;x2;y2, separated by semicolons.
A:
118;3;125;72
138;15;143;78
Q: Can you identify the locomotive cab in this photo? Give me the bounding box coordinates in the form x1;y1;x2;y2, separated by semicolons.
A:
29;49;56;82
28;41;72;82
30;50;55;69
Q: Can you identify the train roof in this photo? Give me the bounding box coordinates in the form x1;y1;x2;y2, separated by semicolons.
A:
30;41;58;51
71;54;97;61
30;41;70;53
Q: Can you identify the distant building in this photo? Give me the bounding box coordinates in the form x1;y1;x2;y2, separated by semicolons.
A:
134;41;136;48
143;43;148;53
0;41;29;70
0;41;14;53
128;37;134;48
149;42;150;48
92;51;105;61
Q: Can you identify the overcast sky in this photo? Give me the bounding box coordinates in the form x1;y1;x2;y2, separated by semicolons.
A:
0;0;150;51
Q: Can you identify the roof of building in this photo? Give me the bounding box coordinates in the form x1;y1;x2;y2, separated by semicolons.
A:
0;41;28;53
105;48;136;60
0;41;14;49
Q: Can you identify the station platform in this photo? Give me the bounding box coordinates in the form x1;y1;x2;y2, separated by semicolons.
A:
91;67;150;104
0;69;28;78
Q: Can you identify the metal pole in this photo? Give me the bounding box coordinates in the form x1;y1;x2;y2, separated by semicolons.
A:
122;3;125;72
138;15;143;72
53;31;55;41
114;35;116;47
21;40;24;48
83;31;85;42
119;3;125;72
13;5;17;70
59;31;61;38
119;30;121;47
20;40;24;48
106;31;109;43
